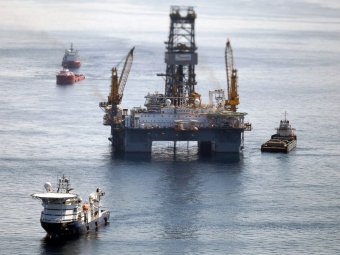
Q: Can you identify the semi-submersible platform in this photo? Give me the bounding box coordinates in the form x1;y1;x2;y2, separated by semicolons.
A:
99;6;251;153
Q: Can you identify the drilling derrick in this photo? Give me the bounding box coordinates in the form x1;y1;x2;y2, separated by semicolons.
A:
164;6;198;106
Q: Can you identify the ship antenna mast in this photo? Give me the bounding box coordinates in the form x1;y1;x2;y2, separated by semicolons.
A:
57;175;73;193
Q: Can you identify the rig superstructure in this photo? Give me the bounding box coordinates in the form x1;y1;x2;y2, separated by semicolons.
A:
100;6;251;153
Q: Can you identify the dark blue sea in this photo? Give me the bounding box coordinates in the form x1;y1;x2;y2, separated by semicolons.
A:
1;0;340;254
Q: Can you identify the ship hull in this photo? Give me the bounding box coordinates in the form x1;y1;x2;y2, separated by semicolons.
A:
41;210;110;238
74;74;85;82
110;127;244;153
56;74;75;85
56;74;85;85
261;139;297;153
62;61;81;69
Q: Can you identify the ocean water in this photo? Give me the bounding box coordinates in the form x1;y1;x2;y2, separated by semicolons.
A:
1;0;340;254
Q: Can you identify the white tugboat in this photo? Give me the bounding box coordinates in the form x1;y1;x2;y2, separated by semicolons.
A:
261;112;297;152
31;176;110;238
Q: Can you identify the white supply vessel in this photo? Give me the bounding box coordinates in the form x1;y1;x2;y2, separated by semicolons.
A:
32;176;110;238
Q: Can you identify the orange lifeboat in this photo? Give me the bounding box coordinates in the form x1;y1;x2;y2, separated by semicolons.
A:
82;203;89;211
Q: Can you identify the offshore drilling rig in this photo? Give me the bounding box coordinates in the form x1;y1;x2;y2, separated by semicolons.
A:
100;6;251;153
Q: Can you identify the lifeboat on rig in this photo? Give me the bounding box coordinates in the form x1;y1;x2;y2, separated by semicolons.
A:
56;68;85;85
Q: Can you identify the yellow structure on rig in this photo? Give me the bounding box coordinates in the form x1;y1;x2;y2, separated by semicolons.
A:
100;47;134;129
225;40;239;112
107;68;119;105
107;47;135;106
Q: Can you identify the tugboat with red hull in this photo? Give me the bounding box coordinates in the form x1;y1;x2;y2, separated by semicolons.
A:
62;43;81;69
56;68;85;85
32;176;110;238
261;112;297;153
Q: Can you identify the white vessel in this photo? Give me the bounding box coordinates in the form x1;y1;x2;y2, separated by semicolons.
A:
62;43;81;68
32;176;110;238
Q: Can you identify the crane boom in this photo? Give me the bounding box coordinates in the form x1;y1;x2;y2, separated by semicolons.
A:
98;47;135;128
225;40;239;112
225;40;233;98
117;47;134;104
109;47;135;106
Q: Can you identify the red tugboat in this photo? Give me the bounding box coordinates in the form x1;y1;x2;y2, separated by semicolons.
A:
56;68;85;85
62;43;81;69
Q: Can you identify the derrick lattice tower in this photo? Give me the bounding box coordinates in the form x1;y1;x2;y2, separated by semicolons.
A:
164;6;198;106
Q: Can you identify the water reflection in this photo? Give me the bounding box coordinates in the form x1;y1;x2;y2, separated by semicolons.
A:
110;143;242;164
111;151;152;162
198;152;241;164
157;163;201;243
39;231;100;255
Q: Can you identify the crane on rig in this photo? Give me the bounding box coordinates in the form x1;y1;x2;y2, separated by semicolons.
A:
107;47;134;106
99;47;134;126
224;40;239;112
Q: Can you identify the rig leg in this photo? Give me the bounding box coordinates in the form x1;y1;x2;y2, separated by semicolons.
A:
124;130;152;152
211;130;242;152
198;141;212;155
